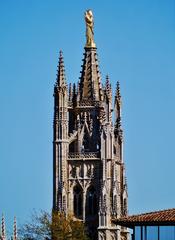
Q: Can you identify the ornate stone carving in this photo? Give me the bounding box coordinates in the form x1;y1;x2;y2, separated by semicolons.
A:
87;164;94;178
68;152;100;159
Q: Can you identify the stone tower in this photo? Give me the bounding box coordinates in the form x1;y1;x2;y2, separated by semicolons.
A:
53;10;128;240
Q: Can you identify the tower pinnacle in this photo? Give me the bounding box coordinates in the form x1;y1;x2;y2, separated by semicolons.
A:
115;81;121;108
114;81;123;140
56;50;66;87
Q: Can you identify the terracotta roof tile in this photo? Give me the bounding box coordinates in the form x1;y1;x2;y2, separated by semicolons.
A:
113;208;175;227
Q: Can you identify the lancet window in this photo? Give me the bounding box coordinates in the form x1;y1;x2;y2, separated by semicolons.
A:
73;185;83;218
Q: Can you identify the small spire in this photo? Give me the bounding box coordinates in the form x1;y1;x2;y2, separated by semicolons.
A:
69;83;72;101
115;81;121;106
114;116;123;140
114;81;122;120
114;81;123;140
105;75;110;90
1;214;6;240
105;75;112;103
13;217;17;240
56;50;66;86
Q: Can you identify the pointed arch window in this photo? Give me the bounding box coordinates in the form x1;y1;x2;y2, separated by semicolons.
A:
86;186;98;216
83;128;90;151
73;185;83;218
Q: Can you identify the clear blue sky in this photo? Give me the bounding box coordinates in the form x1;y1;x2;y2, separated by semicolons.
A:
0;0;175;232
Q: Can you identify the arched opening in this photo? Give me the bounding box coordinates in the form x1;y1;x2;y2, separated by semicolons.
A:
86;186;98;216
83;128;90;152
73;185;83;219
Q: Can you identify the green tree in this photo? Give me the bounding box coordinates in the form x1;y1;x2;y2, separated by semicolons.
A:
19;210;51;240
52;211;89;240
19;210;89;240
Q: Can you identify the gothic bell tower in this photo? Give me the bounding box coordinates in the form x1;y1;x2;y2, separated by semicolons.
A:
53;10;128;240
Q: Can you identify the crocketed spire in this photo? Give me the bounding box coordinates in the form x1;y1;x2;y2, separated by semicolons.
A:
105;75;112;99
115;81;121;107
114;81;123;140
56;50;66;87
79;47;102;102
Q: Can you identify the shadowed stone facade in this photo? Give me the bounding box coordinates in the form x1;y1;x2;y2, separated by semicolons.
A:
53;11;128;240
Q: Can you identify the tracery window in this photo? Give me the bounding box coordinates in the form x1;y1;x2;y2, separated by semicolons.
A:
73;185;83;218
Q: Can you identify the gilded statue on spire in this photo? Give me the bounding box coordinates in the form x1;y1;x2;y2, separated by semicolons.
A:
85;10;96;48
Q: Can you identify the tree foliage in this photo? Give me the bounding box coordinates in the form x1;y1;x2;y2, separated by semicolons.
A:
19;210;89;240
19;210;51;240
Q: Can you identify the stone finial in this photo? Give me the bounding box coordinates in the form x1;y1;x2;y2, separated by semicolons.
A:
56;50;66;86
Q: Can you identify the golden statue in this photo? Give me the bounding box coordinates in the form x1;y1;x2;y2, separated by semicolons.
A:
85;10;96;48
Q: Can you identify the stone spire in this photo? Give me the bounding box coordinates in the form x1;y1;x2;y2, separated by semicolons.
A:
54;50;67;123
1;214;6;240
79;48;102;101
115;81;121;113
56;50;66;87
79;10;102;102
13;217;17;240
53;50;68;212
105;75;112;100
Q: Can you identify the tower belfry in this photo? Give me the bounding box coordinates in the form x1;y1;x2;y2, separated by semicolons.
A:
53;10;128;240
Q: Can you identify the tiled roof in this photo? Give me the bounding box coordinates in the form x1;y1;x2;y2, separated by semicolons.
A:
113;208;175;227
